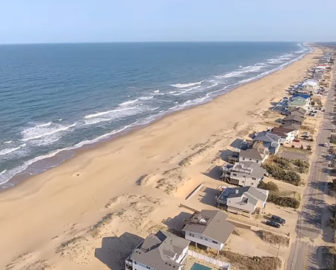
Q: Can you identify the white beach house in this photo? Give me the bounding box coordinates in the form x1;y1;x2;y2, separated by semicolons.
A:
125;230;189;270
183;210;234;251
216;186;269;215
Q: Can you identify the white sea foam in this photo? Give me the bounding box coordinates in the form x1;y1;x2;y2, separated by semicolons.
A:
215;63;267;79
119;99;139;107
118;95;155;107
0;144;26;156
84;105;146;125
171;81;203;88
36;122;52;127
21;123;76;142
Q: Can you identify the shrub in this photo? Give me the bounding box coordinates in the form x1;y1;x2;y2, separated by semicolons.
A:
268;193;300;209
292;159;309;173
330;135;336;145
272;157;291;170
258;181;279;192
264;164;301;186
257;230;290;246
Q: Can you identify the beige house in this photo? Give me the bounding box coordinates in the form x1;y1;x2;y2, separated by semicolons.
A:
217;186;269;215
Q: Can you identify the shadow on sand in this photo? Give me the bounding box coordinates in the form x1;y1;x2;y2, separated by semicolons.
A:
95;232;143;270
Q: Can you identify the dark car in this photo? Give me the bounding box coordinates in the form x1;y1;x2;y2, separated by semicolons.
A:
271;215;286;225
266;220;280;228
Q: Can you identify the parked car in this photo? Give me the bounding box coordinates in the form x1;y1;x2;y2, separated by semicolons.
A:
271;215;286;225
266;220;280;228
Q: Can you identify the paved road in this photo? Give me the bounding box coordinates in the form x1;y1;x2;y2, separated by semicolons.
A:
287;69;335;270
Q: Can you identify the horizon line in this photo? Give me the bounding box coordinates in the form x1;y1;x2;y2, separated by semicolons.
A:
0;40;323;46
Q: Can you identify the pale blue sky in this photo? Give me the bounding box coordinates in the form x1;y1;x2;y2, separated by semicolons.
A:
0;0;335;44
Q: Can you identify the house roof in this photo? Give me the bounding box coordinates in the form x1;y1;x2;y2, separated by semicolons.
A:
290;109;306;118
290;107;306;114
302;79;318;87
293;93;310;99
282;123;301;131
239;148;263;161
183;210;234;244
130;230;190;270
217;186;269;213
288;96;309;106
283;114;304;123
272;126;297;138
254;131;280;144
232;161;266;179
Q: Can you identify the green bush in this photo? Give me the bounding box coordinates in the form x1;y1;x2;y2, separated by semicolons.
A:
268;193;300;209
272;157;291;170
292;159;309;173
264;164;301;186
258;181;279;192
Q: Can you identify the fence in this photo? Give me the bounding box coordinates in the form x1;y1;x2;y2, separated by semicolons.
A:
187;249;230;270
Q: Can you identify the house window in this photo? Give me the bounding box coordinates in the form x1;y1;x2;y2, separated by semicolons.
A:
233;173;237;176
252;177;256;180
189;233;195;237
212;240;218;244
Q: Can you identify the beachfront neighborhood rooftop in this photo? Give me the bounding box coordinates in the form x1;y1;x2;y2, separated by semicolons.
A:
183;210;235;251
272;126;299;144
125;230;189;270
217;186;269;215
239;143;269;164
221;161;265;187
253;131;281;154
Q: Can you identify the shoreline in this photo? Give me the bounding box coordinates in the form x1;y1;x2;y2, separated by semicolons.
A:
0;47;322;269
0;47;311;191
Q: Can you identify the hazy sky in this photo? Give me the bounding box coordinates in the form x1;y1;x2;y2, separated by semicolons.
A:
1;0;335;44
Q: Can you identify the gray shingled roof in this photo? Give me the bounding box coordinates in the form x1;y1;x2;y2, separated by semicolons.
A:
254;131;280;144
182;210;234;244
217;186;269;212
283;114;304;123
272;126;297;137
232;161;266;179
239;148;263;161
130;230;189;270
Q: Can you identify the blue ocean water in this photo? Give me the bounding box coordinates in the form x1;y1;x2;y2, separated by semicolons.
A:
0;42;310;187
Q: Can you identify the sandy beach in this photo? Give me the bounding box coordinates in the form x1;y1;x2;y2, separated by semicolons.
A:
0;48;322;270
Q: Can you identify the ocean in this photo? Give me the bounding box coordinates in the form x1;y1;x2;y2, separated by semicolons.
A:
0;42;310;188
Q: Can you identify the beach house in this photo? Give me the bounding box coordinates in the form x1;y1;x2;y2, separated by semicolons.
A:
216;186;269;215
288;96;310;111
272;126;299;144
221;161;266;186
289;107;306;117
301;79;319;92
183;210;234;251
125;230;189;270
282;114;304;126
253;131;281;154
239;143;269;164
